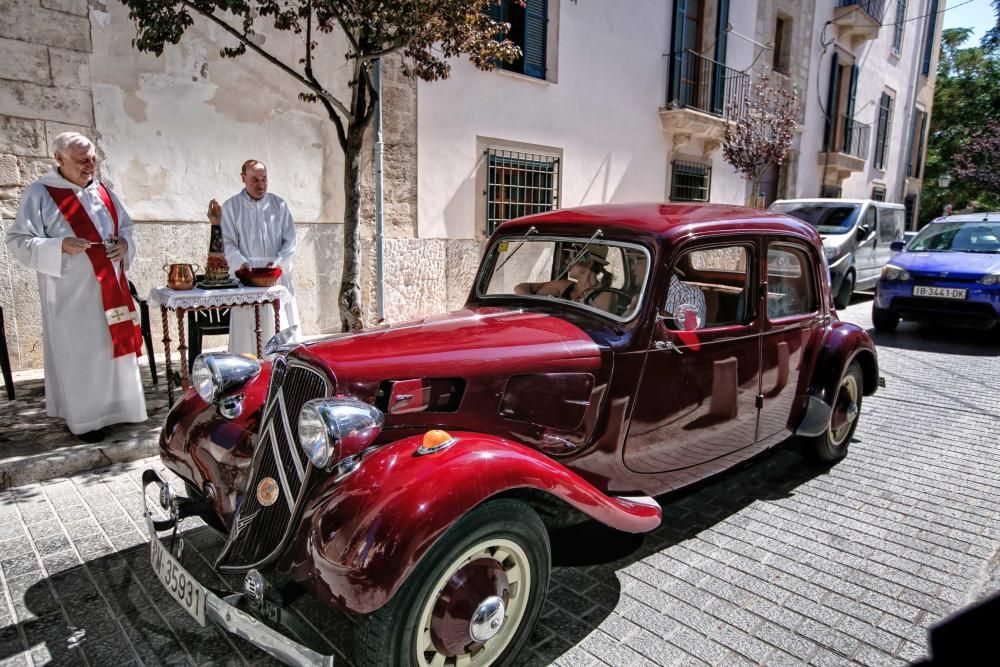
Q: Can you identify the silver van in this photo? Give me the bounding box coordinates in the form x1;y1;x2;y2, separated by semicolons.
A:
769;198;906;308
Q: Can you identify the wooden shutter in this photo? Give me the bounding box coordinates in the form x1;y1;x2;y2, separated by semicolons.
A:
711;0;730;114
843;63;859;154
484;0;503;24
823;53;839;151
523;0;547;79
922;0;939;76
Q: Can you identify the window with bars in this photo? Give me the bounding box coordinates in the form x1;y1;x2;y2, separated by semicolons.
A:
892;0;906;55
872;185;887;201
670;160;712;202
904;193;916;229
485;149;560;235
873;92;894;170
484;0;548;79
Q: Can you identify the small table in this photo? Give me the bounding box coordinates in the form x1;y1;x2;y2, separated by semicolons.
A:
148;284;289;404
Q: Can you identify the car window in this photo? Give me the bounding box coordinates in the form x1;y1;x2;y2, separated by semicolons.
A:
878;208;901;243
665;245;751;330
769;202;860;234
767;245;817;319
908;221;1000;253
860;208;876;237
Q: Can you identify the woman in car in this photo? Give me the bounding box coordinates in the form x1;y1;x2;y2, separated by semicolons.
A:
514;246;615;312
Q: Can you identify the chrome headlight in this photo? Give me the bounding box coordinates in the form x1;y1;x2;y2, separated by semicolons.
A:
297;399;384;469
190;353;261;404
264;325;299;356
881;264;911;281
979;274;1000;286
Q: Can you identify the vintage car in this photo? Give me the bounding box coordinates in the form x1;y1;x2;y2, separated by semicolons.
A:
873;212;1000;332
143;203;879;666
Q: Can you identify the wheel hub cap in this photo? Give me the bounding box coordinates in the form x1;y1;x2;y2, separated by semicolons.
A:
469;595;506;642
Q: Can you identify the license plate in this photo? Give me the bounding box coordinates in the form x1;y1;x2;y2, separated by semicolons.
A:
913;285;967;300
148;521;207;626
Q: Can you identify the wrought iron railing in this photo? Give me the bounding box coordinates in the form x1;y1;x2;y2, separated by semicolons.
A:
837;0;888;24
839;114;872;160
665;50;748;118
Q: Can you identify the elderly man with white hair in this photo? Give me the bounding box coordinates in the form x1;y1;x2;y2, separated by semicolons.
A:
5;132;147;442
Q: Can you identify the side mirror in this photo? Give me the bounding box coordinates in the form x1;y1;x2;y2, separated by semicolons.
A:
857;226;870;242
890;240;906;253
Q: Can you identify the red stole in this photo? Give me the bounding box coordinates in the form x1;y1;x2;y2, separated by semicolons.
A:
45;184;143;359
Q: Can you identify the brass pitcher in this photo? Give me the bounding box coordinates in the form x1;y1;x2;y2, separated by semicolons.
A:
164;263;199;291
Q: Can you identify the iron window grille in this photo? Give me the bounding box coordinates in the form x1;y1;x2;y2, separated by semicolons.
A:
670;160;712;202
872;185;887;201
873;92;894;170
485;149;560;236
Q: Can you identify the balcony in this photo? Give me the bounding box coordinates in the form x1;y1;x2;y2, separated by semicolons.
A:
660;50;749;156
820;113;871;182
833;0;887;49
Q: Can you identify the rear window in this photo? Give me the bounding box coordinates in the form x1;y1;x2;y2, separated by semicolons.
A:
770;203;861;234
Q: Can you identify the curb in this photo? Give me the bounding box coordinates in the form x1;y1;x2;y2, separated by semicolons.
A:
0;437;159;489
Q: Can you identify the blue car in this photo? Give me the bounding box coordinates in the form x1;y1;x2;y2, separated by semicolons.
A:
873;213;1000;332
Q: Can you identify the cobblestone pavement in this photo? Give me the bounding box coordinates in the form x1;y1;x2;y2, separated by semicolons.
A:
1;296;998;666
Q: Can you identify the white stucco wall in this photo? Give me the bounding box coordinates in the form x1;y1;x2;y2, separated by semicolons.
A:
416;0;674;240
89;3;350;223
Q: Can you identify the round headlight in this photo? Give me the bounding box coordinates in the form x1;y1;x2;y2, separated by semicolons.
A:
191;356;217;403
298;403;333;468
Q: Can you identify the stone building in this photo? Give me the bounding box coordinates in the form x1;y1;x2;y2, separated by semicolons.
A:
0;0;943;371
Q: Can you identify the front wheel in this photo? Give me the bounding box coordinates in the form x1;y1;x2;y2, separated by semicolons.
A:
801;362;863;463
834;272;855;310
872;305;900;332
358;499;550;667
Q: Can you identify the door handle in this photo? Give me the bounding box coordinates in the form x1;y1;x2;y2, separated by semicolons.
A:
654;340;683;354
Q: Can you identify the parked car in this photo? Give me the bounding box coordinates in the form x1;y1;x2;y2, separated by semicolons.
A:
769;198;906;309
142;203;879;666
872;212;1000;332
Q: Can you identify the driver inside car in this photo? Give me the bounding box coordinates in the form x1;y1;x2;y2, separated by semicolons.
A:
514;246;615;312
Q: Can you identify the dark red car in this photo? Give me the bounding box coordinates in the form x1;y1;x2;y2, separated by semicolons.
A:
143;203;879;666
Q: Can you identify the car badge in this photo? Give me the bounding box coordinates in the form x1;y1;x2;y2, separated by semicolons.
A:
234;510;259;536
256;477;280;507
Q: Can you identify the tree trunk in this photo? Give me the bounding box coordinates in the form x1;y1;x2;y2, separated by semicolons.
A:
339;126;365;332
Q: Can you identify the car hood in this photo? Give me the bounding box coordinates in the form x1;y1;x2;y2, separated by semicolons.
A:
892;251;1000;277
292;306;603;381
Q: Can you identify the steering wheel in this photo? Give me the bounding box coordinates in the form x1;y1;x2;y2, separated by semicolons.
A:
584;288;635;315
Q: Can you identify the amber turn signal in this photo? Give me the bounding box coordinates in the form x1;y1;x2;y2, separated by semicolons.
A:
422;429;452;450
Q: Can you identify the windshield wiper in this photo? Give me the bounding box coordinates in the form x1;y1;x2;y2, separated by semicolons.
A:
493;226;538;273
555;229;604;281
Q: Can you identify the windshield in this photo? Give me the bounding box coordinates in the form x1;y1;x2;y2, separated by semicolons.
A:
770;203;861;234
480;237;649;320
908;221;1000;253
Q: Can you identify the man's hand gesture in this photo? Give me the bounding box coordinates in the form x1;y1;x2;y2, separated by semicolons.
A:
61;237;90;255
207;199;222;225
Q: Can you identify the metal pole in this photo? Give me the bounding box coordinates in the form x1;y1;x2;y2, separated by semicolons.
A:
374;58;385;322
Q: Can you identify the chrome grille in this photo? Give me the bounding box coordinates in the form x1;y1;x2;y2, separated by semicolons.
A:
216;358;330;572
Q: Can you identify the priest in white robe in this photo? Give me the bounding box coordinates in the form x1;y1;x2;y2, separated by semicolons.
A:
5;132;147;442
210;159;299;355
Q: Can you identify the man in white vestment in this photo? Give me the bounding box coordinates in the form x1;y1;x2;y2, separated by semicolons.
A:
5;133;147;442
208;159;299;355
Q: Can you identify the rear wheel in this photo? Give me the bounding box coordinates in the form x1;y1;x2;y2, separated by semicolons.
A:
358;499;550;667
802;362;863;463
834;271;855;310
872;306;899;332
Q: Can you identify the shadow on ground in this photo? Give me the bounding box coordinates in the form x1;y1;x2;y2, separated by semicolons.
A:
1;439;833;666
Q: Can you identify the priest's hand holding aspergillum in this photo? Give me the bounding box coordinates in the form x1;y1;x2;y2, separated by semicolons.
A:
61;237;90;255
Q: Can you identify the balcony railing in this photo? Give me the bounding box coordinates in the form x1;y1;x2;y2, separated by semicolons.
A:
666;50;748;119
839;114;871;160
837;0;887;25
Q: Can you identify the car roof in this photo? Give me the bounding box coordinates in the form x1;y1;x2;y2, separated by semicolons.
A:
496;202;820;244
929;212;1000;223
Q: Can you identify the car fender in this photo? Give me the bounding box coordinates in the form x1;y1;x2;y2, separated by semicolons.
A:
296;431;662;614
796;321;878;437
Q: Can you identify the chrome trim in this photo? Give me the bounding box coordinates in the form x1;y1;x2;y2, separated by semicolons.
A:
264;325;299;356
219;393;244;420
470;596;506;642
141;470;335;666
277;391;306;481
268;423;296;514
195;353;262;403
216;359;329;574
301;398;385;464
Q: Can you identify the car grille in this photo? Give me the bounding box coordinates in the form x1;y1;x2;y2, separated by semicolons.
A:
215;358;330;572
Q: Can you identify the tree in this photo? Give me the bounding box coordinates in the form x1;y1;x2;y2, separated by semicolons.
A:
921;27;1000;222
721;71;799;207
119;0;520;331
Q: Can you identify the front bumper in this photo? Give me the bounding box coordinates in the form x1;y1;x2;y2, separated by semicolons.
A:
875;281;1000;329
141;469;335;667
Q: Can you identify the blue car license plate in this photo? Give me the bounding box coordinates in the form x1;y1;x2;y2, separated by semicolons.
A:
913;285;967;300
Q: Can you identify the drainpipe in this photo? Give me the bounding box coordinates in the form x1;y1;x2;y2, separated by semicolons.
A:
374;58;385;322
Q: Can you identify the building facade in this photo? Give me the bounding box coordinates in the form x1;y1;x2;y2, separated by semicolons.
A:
0;0;943;370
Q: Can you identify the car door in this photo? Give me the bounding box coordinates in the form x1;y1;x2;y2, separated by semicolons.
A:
855;205;878;287
625;240;762;474
758;240;824;442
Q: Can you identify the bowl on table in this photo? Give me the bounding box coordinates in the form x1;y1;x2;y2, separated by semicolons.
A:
235;266;282;288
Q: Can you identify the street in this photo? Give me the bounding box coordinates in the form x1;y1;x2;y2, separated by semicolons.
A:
1;295;998;666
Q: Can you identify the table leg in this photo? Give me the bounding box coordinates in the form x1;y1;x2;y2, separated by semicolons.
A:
161;306;173;405
273;299;281;334
254;304;263;359
177;309;189;389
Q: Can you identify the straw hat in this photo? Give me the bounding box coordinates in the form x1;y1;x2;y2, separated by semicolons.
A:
571;244;610;269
